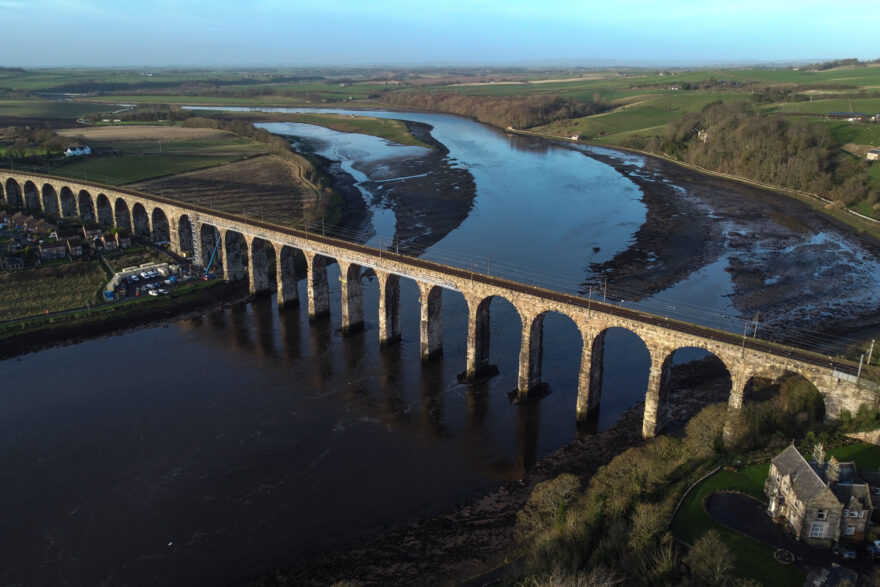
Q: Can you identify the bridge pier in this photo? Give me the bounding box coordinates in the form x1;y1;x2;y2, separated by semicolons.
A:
275;244;299;309
338;260;364;334
419;283;442;362
303;251;330;320
576;328;603;423
515;313;545;401
377;271;401;346
642;345;676;439
461;295;498;383
247;237;272;295
222;229;247;282
190;218;205;270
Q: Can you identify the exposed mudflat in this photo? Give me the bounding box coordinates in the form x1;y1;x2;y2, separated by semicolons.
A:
582;147;880;349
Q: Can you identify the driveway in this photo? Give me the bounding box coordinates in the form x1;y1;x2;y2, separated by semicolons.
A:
704;492;876;575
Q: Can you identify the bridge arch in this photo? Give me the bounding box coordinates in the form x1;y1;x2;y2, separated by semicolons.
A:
23;181;40;210
131;202;150;238
95;193;113;226
199;224;223;274
60;186;76;217
42;184;59;216
114;197;132;230
655;347;733;434
304;252;332;320
177;214;194;257
465;294;523;382
248;237;275;294
0;178;5;204
78;189;95;223
518;309;583;399
223;230;247;281
275;244;299;308
5;178;23;208
583;327;652;432
151;207;170;243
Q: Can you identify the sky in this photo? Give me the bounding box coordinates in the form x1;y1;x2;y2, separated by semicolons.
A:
2;0;878;68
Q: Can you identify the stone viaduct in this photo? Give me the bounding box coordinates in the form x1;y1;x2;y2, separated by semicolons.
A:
3;171;874;437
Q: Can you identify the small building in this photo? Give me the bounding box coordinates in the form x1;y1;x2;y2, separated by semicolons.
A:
39;242;68;260
57;227;83;241
868;149;880;162
765;444;872;547
98;232;119;252
0;256;24;271
114;230;132;249
82;224;103;240
64;145;91;157
66;239;87;257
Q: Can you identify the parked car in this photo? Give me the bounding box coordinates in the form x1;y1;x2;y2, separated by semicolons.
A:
148;289;159;296
833;543;857;560
866;540;880;560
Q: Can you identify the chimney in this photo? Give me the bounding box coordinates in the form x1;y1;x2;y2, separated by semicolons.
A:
813;443;826;467
827;456;840;485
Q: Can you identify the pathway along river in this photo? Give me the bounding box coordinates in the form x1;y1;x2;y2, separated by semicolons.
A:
3;109;880;586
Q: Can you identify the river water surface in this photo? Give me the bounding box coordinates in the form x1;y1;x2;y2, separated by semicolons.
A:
3;109;880;586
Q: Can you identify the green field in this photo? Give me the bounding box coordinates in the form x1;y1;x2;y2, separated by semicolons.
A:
46;137;269;185
773;98;880;115
532;92;751;144
827;121;880;146
0;99;111;119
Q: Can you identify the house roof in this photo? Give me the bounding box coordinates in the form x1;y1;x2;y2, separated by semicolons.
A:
772;445;828;502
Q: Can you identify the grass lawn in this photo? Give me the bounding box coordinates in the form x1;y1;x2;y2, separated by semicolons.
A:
828;443;880;469
671;463;805;587
0;259;106;320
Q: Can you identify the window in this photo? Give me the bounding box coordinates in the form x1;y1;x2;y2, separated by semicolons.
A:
860;511;866;519
811;524;824;538
817;510;827;520
845;525;856;535
843;509;849;517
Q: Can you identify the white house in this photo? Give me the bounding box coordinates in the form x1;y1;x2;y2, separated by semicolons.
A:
64;145;91;157
868;149;880;162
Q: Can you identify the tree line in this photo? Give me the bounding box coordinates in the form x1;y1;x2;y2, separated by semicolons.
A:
625;101;878;208
382;91;607;130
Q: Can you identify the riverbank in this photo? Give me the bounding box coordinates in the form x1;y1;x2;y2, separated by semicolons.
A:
0;280;250;359
257;362;731;586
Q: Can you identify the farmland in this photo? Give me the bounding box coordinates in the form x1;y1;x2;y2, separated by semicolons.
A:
0;259;106;321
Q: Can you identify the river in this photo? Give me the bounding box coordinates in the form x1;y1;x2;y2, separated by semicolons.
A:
3;109;880;586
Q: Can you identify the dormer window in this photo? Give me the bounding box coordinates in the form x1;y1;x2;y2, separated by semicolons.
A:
816;510;827;520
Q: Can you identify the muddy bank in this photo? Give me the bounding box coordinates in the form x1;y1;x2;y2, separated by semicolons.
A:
581;147;880;350
353;120;476;254
258;363;729;586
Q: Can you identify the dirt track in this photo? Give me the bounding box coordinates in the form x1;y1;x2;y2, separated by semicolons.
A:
56;125;235;142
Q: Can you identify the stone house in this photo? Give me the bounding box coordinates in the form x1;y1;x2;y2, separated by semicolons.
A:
82;224;103;240
66;239;87;257
98;232;119;251
114;230;132;249
39;242;68;260
868;149;880;162
765;444;872;546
